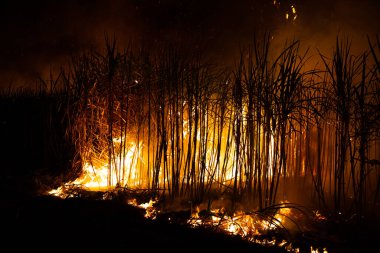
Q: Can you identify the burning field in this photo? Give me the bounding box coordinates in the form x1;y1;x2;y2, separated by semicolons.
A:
1;1;380;252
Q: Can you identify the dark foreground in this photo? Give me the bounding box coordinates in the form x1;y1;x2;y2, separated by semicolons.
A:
1;195;288;252
1;192;380;253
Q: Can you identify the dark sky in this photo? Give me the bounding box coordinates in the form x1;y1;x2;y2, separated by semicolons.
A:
0;0;379;89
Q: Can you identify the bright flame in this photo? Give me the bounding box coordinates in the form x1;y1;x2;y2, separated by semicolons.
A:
311;247;328;253
128;198;159;219
188;206;295;251
48;138;142;196
187;203;328;253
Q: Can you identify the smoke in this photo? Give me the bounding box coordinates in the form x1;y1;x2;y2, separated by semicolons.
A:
0;0;142;89
0;0;378;89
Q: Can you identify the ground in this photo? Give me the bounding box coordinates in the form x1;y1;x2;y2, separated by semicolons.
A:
1;183;380;252
2;194;289;252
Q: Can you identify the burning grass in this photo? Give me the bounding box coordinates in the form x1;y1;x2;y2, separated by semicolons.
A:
49;34;379;214
43;34;380;252
2;34;379;253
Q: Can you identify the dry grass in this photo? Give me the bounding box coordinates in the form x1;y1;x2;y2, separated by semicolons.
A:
2;34;379;223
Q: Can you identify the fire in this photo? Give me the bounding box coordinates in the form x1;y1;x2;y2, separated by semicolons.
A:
53;191;326;252
185;201;328;253
311;247;328;253
49;138;142;197
128;198;159;220
187;204;300;251
187;205;290;235
45;32;333;253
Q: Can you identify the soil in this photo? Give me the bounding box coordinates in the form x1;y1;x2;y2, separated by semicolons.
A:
2;191;380;253
1;194;288;252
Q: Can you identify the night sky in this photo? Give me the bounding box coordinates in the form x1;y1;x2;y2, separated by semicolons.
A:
0;0;379;89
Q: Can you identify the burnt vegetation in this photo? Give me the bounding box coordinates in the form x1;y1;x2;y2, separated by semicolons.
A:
1;34;379;252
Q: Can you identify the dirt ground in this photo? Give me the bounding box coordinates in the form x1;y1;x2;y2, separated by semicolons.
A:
1;194;289;252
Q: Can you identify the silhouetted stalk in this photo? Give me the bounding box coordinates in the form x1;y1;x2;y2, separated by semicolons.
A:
233;55;244;201
50;34;379;221
244;46;255;199
316;36;380;218
367;36;380;212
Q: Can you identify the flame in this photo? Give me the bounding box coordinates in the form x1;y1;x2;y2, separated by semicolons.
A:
49;91;286;200
311;247;328;253
187;205;297;251
48;186;68;198
188;203;292;235
128;198;159;219
49;138;142;196
185;201;328;253
49;0;303;202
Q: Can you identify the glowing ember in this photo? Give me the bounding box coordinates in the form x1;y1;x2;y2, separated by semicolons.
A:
313;210;327;221
273;0;298;22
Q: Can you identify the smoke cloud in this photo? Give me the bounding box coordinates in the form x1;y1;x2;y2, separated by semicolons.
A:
0;0;378;89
